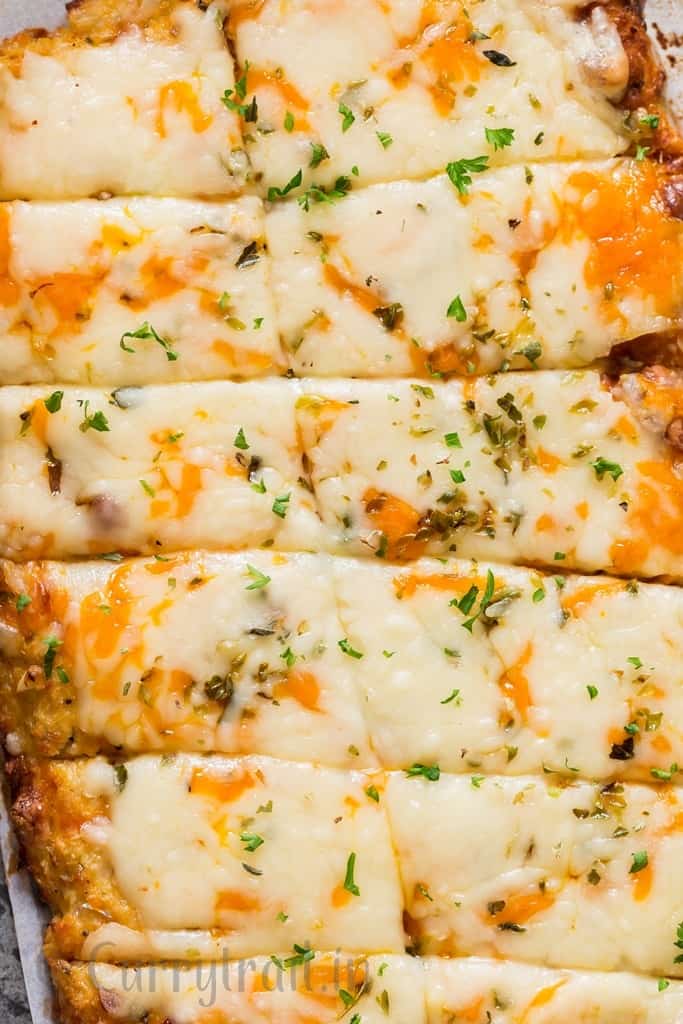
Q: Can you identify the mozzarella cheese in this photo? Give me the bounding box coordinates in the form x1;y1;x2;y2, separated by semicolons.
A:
298;371;683;579
0;1;247;198
231;0;629;193
54;954;425;1024
266;160;683;376
0;552;373;766
386;772;683;975
2;371;683;570
3;552;683;784
424;958;683;1023
0;382;323;559
52;955;683;1023
21;755;405;961
0;197;281;384
332;556;683;782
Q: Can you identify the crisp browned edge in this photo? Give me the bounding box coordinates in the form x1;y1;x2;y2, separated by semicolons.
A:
0;0;210;71
587;0;683;157
5;756;144;961
50;960;119;1024
0;560;109;759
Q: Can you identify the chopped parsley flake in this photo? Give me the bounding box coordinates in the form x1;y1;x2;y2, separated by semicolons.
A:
441;688;462;706
267;169;303;202
78;401;110;433
447;294;467;321
591;457;623;482
44;391;63;414
241;832;265;852
245;564;271;590
629;850;648;874
339;638;363;659
485;126;515;150
406;763;441;781
651;763;678;781
234;427;249;450
446;155;489;195
309;142;330;168
338;102;355;132
42;635;62;679
120;321;178;361
272;493;291;519
343;852;360;896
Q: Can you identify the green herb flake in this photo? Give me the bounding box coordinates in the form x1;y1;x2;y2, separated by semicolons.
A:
339;638;363;659
441;688;462;706
267;169;303;202
591;457;623;482
272;493;291;519
629;850;648;874
406;763;441;781
42;635;62;679
485;126;515;150
446;155;489;195
343;851;360;896
447;294;467;321
120;321;178;361
309;142;330;168
338;102;355;132
44;391;64;414
234;427;249;450
78;401;110;433
241;832;265;852
245;564;271;591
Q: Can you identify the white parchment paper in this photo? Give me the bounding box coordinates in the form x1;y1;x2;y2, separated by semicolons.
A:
0;0;680;1022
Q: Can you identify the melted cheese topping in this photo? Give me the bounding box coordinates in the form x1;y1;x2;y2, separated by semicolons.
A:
71;955;424;1023
267;160;683;376
59;955;683;1022
0;197;280;384
387;772;683;975
298;371;683;579
332;556;683;782
71;755;404;960
2;552;373;765
424;957;683;1023
231;0;627;193
0;382;322;559
0;3;246;198
4;553;683;783
4;372;683;573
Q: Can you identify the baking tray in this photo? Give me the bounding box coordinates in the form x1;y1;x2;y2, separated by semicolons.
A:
0;0;681;1021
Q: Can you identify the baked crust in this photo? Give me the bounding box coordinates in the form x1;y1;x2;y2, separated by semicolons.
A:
0;0;211;72
603;0;683;155
6;757;141;960
0;561;96;758
50;961;118;1024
